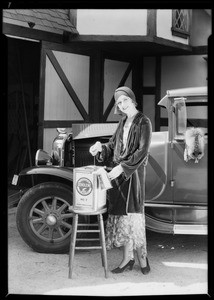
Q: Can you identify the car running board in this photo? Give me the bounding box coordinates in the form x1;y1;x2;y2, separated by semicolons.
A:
173;224;207;235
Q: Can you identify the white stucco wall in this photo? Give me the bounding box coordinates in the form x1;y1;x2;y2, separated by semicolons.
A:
190;9;211;46
157;9;189;45
76;9;147;35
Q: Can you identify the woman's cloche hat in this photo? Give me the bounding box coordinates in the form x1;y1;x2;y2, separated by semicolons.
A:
114;86;137;114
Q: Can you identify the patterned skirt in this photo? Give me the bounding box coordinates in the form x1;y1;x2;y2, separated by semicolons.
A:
105;213;147;258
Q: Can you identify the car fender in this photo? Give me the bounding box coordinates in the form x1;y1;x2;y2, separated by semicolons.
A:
18;165;74;182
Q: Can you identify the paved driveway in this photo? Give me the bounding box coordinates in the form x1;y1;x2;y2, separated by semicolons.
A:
7;207;208;296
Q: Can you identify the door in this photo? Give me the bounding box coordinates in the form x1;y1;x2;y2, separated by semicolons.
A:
172;98;207;225
172;99;208;205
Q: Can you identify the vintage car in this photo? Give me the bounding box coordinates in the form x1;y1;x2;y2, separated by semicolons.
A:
12;86;208;253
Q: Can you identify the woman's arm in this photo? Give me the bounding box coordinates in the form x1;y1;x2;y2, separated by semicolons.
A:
96;132;116;163
96;121;122;163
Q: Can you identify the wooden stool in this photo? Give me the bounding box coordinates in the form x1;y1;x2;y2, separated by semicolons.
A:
68;206;108;279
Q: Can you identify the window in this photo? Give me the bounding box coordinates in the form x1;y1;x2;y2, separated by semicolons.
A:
171;9;190;39
173;97;187;140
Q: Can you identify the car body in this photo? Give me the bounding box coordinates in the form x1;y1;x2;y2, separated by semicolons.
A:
13;86;208;253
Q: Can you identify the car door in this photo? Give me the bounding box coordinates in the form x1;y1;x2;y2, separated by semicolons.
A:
172;97;207;225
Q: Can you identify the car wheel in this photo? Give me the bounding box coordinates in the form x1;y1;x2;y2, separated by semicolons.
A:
16;182;87;253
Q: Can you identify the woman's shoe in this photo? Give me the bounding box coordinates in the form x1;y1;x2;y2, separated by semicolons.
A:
141;257;150;275
111;259;135;273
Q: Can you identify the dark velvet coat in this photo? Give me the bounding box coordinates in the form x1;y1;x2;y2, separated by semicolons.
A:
97;111;152;215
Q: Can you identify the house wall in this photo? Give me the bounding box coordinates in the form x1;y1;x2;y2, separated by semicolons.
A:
161;55;207;98
44;51;89;121
43;50;90;152
160;54;207;131
103;56;157;129
76;9;147;35
142;57;156;131
190;9;211;46
42;9;210;152
104;59;132;122
156;10;189;45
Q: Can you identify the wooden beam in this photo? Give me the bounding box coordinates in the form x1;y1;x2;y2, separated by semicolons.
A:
89;51;104;122
142;87;156;95
70;35;191;51
42;40;96;56
38;45;46;149
46;49;89;121
147;9;157;37
3;23;63;44
132;57;143;111
69;34;192;51
152;36;192;52
103;63;132;121
191;46;208;55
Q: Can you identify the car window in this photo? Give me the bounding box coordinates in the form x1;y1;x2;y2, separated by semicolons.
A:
173;99;207;140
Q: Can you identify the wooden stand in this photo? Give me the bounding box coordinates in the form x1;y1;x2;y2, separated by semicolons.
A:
68;206;108;279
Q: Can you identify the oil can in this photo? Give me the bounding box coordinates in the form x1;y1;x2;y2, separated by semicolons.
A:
73;165;111;211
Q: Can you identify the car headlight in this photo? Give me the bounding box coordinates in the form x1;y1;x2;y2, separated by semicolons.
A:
51;129;68;166
35;150;52;166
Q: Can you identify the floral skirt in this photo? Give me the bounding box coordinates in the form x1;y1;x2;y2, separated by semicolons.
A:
105;213;147;259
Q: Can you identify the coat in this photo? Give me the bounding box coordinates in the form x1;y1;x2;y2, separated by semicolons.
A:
97;111;152;215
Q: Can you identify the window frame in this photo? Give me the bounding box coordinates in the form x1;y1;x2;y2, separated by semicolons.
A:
171;9;190;39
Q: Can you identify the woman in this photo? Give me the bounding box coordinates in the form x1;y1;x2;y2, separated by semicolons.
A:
89;86;152;274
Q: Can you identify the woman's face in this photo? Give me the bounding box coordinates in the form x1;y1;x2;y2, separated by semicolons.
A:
116;95;135;114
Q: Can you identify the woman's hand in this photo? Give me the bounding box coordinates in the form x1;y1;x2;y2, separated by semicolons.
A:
108;165;124;180
89;141;102;156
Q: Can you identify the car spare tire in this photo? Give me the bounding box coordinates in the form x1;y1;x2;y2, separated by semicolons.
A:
16;182;86;253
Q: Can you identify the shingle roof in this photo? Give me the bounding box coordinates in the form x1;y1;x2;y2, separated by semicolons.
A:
3;9;79;35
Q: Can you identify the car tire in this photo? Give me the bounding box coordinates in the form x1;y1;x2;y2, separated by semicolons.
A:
16;182;87;253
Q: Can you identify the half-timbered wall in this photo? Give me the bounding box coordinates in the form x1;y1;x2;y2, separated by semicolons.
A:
44;53;88;121
159;54;207;132
103;59;132;122
39;42;92;153
43;50;91;152
142;57;156;130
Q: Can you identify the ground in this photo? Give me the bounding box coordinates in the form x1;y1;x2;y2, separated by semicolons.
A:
7;207;208;296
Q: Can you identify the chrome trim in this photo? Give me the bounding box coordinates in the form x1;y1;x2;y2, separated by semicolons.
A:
145;202;207;210
173;224;207;235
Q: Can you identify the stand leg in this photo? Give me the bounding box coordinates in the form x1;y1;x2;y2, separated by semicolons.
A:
68;213;78;279
97;216;104;267
98;214;108;278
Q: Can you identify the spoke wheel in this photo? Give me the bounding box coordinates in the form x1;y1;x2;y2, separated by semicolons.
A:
29;196;73;243
16;182;87;253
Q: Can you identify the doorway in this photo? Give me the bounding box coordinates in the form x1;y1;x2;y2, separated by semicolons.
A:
8;37;40;187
